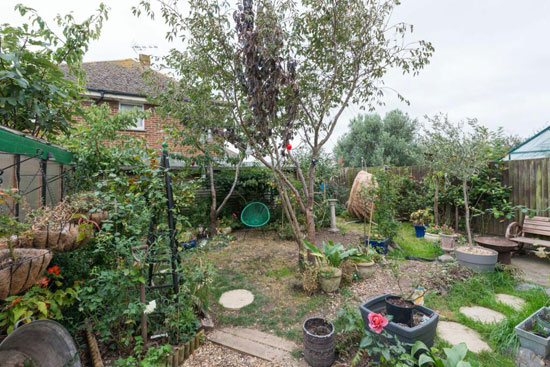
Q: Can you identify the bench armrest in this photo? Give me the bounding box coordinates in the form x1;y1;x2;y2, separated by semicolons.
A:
505;222;521;239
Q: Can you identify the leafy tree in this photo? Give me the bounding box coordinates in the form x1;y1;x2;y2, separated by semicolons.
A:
146;67;244;236
134;0;433;257
0;4;108;137
424;114;495;245
335;109;421;168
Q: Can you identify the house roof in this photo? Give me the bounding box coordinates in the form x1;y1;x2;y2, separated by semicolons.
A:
62;58;169;98
504;126;550;160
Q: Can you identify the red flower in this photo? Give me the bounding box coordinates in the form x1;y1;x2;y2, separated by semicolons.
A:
45;303;50;309
10;297;22;308
368;312;389;334
47;265;61;276
36;276;49;288
286;144;292;150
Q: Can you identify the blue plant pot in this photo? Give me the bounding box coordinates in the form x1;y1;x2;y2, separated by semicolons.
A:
414;225;426;238
366;238;389;255
181;239;197;250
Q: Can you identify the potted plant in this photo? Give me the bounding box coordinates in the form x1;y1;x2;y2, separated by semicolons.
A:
410;209;432;238
454;226;498;271
302;317;335;367
366;231;389;255
439;224;458;252
424;225;440;243
515;307;550;358
355;246;377;279
177;230;197;250
302;240;370;293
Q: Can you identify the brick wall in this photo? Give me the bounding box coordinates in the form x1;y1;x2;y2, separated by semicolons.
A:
75;99;191;155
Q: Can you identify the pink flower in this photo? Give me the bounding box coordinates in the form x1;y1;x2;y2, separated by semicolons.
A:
368;312;388;334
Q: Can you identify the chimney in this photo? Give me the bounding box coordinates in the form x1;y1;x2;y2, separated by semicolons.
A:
139;54;151;67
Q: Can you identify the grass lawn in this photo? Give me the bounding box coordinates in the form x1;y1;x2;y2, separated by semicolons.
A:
425;269;550;367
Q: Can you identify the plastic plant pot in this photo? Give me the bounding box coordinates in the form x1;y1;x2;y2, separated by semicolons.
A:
385;296;415;326
414;225;426;238
366;238;389;255
360;293;439;348
455;246;498;272
515;307;550;358
182;239;197;250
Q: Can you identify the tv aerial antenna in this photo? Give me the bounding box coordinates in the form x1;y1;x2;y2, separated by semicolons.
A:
131;42;158;55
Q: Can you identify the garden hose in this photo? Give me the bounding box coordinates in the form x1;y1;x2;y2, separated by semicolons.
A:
405;256;435;262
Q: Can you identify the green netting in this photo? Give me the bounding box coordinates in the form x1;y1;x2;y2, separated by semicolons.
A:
241;202;270;228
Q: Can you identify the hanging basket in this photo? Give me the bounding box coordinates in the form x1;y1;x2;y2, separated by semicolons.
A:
15;223;93;253
0;248;52;300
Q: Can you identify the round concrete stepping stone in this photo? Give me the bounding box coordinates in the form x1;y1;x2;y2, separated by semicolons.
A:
459;306;505;324
437;321;492;353
496;293;526;311
219;289;254;310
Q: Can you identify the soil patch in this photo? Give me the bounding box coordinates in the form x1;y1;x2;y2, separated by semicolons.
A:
386;296;414;308
456;246;494;256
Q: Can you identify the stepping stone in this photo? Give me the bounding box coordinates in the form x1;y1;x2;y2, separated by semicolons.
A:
496;293;526;311
459;306;505;324
516;282;540;292
437;321;492;353
208;327;298;362
219;289;254;310
438;254;454;263
517;347;549;367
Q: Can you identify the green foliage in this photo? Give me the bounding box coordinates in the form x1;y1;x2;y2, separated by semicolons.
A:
114;337;172;367
365;170;400;240
0;272;80;334
409;341;471;367
0;4;108;137
335;110;422;167
302;240;368;268
410;208;433;226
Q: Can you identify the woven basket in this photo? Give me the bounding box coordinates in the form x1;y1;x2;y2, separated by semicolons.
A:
347;171;377;219
0;248;52;300
15;223;93;253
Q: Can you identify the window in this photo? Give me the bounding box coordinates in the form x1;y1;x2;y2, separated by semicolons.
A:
119;103;145;130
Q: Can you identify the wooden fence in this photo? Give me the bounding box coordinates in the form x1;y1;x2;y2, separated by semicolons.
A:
336;158;550;236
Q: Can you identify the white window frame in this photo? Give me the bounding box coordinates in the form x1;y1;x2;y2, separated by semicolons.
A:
119;102;145;131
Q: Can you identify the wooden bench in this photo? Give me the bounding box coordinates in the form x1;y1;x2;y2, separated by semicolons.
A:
506;216;550;248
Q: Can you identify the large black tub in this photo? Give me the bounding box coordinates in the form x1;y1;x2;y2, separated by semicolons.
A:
359;293;438;347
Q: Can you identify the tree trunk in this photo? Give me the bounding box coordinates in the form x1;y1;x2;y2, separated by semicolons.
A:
462;179;473;245
433;177;439;226
208;161;218;236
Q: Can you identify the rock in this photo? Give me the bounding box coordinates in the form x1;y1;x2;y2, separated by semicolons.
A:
200;312;215;330
437;254;454;263
437;321;492;353
219;289;254;310
459;306;506;324
516;282;540;292
496;293;526;311
516;347;549;367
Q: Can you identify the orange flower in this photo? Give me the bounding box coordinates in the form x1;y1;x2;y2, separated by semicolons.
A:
47;265;61;276
36;276;49;288
10;297;22;308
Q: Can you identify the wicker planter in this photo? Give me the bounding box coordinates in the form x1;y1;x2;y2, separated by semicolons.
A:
0;248;52;300
15;223;93;253
166;330;205;366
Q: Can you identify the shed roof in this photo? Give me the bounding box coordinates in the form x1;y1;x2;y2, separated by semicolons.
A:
505;126;550;160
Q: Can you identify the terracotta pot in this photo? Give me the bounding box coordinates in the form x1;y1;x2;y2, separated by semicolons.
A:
356;261;375;279
319;267;341;293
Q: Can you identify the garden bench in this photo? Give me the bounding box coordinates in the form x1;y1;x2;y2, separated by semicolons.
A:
506;216;550;248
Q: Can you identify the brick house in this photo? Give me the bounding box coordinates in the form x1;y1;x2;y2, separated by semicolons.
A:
65;54;186;154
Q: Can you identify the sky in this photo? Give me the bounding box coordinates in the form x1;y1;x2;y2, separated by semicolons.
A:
1;0;549;151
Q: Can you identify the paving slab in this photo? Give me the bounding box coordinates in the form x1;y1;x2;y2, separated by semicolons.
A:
437;321;492;353
208;327;298;363
512;256;550;287
496;293;526;311
459;306;506;324
219;289;254;310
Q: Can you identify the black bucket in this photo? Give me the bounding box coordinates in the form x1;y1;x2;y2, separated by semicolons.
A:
385;296;414;326
303;317;335;367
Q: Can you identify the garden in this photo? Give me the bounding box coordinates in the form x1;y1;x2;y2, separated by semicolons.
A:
1;1;550;367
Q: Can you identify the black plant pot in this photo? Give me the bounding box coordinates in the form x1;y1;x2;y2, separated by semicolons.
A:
360;294;439;348
302;317;335;367
385;296;414;326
